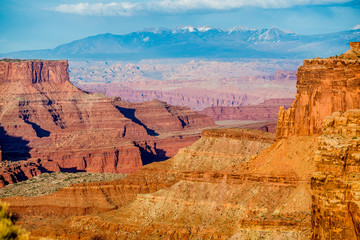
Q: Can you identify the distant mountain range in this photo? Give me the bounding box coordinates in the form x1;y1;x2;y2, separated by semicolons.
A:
2;26;360;60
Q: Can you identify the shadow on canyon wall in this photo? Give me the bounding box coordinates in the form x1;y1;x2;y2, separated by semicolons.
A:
133;142;169;166
0;126;31;161
115;106;159;136
23;120;51;138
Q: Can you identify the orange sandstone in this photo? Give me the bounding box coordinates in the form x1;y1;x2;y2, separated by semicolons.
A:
277;43;360;139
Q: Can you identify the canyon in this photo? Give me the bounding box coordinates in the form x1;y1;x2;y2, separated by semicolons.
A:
200;98;294;121
0;42;359;239
71;60;299;111
0;59;215;186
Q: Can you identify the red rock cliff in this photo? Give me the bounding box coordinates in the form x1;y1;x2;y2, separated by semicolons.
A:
0;59;68;84
0;59;214;186
276;43;360;139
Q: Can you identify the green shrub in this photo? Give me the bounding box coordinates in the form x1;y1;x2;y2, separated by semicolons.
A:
0;201;29;240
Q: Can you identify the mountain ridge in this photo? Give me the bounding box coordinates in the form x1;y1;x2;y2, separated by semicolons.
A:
2;26;359;60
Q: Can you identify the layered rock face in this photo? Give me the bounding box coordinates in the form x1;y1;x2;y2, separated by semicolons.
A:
2;45;358;239
0;159;59;187
311;110;360;239
276;44;360;139
0;60;143;170
80;85;259;111
3;128;319;239
114;99;214;134
0;59;214;186
200;98;293;121
5;128;293;239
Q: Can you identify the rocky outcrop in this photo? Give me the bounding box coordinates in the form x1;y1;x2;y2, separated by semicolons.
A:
339;42;360;60
311;110;360;239
0;59;215;186
0;159;59;187
276;43;360;139
0;60;146;179
0;59;69;84
308;43;360;239
3;128;316;239
114;99;215;134
2;45;358;239
0;56;308;238
200;98;293;121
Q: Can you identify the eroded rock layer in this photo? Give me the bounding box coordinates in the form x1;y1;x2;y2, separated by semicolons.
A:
2;128;318;239
200;98;293;121
0;59;215;185
2;44;359;239
276;43;360;139
311;110;360;240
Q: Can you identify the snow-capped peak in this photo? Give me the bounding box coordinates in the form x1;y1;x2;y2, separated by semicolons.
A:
197;26;212;32
172;26;216;33
181;26;196;32
352;24;360;30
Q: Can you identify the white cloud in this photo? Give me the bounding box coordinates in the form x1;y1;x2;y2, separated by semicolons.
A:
50;0;353;16
52;2;138;16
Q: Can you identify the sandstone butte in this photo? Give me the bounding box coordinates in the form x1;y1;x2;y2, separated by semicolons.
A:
0;59;215;187
277;42;360;139
1;42;359;239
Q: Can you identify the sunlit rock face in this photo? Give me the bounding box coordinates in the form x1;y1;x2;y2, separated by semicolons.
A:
276;43;360;139
0;59;215;186
1;43;359;239
309;42;360;240
311;110;360;240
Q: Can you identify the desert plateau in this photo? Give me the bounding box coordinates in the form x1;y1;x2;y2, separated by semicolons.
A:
0;41;359;239
1;1;360;239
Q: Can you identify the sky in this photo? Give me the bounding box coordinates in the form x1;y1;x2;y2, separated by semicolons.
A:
0;0;359;53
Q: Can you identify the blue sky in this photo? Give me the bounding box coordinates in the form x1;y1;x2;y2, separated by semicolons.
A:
0;0;359;52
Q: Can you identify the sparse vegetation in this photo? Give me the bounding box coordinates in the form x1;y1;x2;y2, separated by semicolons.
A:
1;58;24;62
0;172;126;198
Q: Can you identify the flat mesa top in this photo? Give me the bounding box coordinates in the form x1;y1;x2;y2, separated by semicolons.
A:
0;58;66;62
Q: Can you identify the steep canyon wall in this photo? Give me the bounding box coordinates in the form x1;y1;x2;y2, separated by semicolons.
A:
276;45;360;139
0;59;214;186
311;110;360;239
